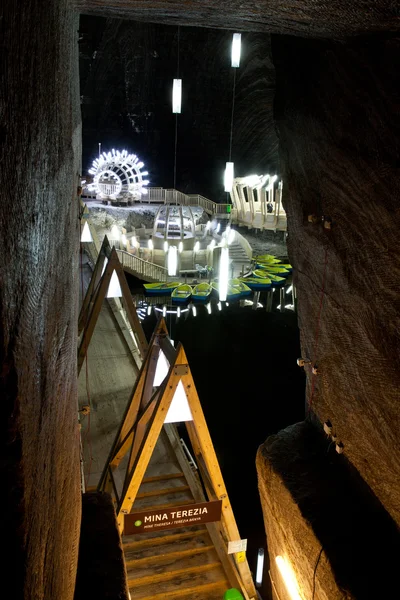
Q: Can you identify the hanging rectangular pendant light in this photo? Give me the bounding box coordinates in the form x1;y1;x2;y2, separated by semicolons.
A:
172;79;182;113
231;33;241;68
224;162;234;192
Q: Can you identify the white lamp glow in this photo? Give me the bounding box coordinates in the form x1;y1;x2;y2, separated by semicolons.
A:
164;380;193;423
224;162;234;192
231;33;241;68
228;228;235;245
177;306;181;318
194;241;200;253
164;240;169;252
178;241;183;253
192;305;197;317
218;246;229;302
107;270;122;298
121;234;127;246
207;303;212;315
147;305;152;316
148;239;154;250
275;556;302;600
81;222;93;242
256;548;264;587
172;79;182;114
131;235;137;246
168;245;178;276
162;305;167;317
154;350;169;387
209;239;216;251
111;224;120;239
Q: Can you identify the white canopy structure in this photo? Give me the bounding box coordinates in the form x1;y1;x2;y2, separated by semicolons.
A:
230;174;287;231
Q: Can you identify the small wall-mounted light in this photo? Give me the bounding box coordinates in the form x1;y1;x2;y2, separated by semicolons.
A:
297;358;311;367
312;364;319;376
148;239;153;250
336;441;344;454
275;556;302;600
323;420;333;435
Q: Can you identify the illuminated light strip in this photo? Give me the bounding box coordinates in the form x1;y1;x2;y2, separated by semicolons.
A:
275;556;302;600
218;246;229;302
256;548;264;586
172;79;182;114
168;245;178;276
231;33;241;68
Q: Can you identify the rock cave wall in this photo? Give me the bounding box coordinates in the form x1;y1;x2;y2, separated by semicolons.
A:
273;32;400;527
256;33;400;598
75;0;399;37
79;18;277;201
0;2;82;599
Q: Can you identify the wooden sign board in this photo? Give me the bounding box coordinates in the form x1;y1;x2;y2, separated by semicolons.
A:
124;500;222;535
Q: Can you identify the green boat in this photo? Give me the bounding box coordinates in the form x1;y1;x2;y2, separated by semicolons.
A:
255;254;281;264
239;277;272;291
266;273;286;286
192;282;212;302
171;284;192;303
143;281;180;295
253;267;289;278
230;278;252;297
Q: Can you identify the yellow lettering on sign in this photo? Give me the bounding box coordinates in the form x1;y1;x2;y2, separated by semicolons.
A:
236;551;246;564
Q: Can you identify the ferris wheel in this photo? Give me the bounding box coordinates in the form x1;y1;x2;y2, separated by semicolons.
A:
88;149;149;201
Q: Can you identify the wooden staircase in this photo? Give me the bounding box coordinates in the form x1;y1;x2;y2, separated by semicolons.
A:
123;470;230;600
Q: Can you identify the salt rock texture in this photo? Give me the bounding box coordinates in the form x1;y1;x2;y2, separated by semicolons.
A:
75;0;399;37
257;422;400;599
272;34;400;526
74;493;130;600
79;19;277;201
0;2;81;599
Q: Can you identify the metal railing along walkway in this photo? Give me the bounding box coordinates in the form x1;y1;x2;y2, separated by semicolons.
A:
116;249;168;283
144;187;230;216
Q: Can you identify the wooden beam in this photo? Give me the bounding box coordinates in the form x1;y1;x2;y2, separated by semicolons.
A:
77;253;116;374
78;235;111;334
117;349;185;530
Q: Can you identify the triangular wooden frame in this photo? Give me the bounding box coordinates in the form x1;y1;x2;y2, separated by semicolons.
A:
97;318;257;599
78;238;148;374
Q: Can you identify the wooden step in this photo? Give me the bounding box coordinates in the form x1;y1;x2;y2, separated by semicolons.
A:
124;530;211;557
142;472;185;484
136;485;190;499
130;579;228;600
128;561;221;587
126;546;219;578
123;525;207;549
128;563;229;599
131;496;195;512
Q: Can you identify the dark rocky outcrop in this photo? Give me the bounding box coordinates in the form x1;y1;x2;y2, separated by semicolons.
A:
74;493;130;600
272;33;400;527
75;0;400;37
257;421;400;599
0;1;81;599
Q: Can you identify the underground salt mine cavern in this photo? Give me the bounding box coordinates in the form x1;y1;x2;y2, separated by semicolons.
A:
1;2;400;600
